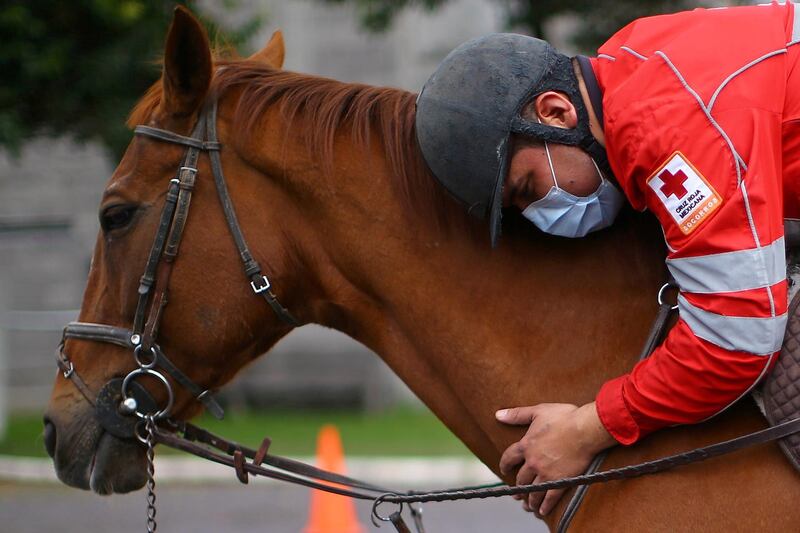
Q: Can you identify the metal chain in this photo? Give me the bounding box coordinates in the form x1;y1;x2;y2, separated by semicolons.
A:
145;415;158;533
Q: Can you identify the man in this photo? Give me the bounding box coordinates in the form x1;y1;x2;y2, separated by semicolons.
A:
415;1;800;518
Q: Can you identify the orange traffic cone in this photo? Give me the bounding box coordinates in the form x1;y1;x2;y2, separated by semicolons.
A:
302;424;366;533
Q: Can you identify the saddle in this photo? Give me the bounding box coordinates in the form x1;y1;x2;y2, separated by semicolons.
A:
760;218;800;471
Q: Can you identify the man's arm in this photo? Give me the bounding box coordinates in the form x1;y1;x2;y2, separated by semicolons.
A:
498;70;786;515
597;128;786;443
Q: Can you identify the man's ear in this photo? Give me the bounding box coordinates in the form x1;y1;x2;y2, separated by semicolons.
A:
161;6;213;118
534;92;577;129
248;30;285;68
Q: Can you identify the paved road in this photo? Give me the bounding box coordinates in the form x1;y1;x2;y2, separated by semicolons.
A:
1;481;547;532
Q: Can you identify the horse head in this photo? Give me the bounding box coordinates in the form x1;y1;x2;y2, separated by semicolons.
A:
43;8;301;494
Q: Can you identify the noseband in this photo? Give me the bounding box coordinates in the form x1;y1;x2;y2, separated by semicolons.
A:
57;100;298;435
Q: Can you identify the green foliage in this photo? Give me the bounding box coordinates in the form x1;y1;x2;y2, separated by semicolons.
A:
534;1;747;52
321;0;747;53
0;1;255;158
323;0;448;33
501;0;709;48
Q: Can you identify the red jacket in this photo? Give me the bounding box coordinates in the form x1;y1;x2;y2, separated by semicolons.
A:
592;1;800;444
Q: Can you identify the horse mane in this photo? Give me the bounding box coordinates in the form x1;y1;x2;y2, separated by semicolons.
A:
128;59;476;237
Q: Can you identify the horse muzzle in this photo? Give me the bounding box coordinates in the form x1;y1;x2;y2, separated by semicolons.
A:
43;404;148;495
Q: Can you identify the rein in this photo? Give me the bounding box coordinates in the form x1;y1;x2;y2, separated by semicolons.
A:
55;99;800;532
145;401;800;531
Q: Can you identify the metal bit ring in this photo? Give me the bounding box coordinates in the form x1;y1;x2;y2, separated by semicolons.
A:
121;368;174;420
133;345;158;369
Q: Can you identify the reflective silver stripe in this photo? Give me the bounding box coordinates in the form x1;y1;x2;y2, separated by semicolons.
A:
655;51;747;184
740;183;777;316
793;3;800;42
666;236;786;294
621;46;647;60
678;295;786;355
707;48;786;113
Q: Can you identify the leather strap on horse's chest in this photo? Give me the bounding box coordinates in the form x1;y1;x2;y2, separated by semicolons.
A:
557;285;677;533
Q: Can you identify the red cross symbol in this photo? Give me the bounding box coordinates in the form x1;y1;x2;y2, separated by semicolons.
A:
659;168;689;199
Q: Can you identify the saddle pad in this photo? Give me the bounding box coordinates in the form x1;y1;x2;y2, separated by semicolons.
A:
763;288;800;472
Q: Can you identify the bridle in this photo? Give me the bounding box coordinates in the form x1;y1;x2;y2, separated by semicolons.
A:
55;99;303;533
56;98;299;438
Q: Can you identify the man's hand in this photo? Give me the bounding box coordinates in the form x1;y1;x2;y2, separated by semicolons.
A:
496;402;617;517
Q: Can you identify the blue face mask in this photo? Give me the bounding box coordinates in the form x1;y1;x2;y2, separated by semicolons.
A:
521;139;624;238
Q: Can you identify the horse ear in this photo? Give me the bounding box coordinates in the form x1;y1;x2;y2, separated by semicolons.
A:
248;30;285;68
162;6;212;117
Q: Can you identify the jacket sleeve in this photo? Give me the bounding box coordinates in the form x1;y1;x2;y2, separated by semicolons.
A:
595;97;786;445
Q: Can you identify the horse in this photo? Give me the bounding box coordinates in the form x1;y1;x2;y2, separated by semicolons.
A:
43;7;800;531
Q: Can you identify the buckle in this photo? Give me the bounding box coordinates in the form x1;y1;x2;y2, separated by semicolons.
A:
178;166;197;188
250;275;271;294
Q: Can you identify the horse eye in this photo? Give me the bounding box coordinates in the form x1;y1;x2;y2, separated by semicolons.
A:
100;205;137;232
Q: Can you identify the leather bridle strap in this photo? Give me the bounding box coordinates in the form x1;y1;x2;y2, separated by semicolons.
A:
61;321;225;420
135;112;207;348
205;101;299;326
134;125;221;151
132;177;181;334
138;118;205;350
56;338;96;408
62;322;134;348
557;287;677;532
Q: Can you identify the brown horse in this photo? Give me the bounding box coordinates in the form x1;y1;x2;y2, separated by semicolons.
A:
44;7;800;531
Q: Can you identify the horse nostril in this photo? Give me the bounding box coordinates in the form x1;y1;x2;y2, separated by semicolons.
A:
43;417;57;458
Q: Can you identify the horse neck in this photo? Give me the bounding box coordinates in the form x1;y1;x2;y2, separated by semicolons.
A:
239;103;666;477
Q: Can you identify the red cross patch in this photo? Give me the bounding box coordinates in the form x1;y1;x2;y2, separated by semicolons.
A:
647;151;722;235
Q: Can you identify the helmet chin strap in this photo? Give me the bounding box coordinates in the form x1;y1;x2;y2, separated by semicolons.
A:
509;52;613;179
534;112;607;195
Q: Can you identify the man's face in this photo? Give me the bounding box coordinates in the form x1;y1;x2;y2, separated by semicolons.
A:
503;136;603;211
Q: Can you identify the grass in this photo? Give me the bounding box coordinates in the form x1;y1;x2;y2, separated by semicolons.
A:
0;414;47;457
0;406;472;458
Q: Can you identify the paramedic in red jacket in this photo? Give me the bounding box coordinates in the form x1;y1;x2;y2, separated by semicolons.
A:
414;1;800;518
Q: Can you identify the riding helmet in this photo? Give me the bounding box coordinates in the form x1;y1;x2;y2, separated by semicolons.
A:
415;33;608;246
